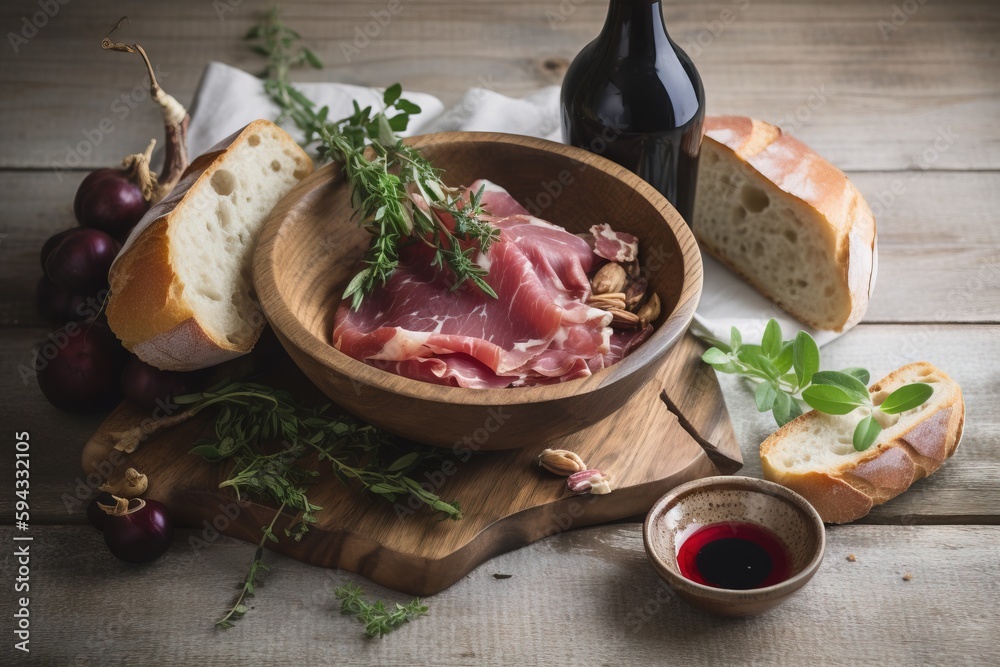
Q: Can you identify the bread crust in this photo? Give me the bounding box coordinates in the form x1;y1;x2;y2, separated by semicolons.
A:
760;362;964;523
107;119;313;371
696;116;878;332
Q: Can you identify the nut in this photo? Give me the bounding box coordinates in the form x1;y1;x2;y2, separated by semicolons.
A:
587;292;627;311
624;277;648;311
591;262;627;295
609;308;640;328
567;469;613;495
537;449;587;476
98;467;148;498
636;292;661;326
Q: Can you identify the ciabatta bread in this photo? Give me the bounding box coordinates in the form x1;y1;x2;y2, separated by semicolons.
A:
107;120;313;370
694;116;878;332
761;362;964;523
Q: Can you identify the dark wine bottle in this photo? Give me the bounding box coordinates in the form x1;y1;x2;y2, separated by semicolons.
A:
561;0;705;224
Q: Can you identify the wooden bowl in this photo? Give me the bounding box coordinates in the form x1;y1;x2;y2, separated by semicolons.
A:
253;132;702;450
643;476;826;616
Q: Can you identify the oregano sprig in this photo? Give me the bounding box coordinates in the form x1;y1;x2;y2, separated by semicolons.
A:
701;319;934;451
247;9;500;309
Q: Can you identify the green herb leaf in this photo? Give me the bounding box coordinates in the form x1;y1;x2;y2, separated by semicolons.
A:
335;583;428;638
702;347;732;366
839;367;871;385
771;390;802;426
386;452;420;472
301;46;323;69
792;331;820;390
810;370;871;404
755;382;778;412
774;341;794;375
761;319;782;359
729;326;743;352
878;383;934;415
801;384;866;415
853;414;882;451
383;82;402;106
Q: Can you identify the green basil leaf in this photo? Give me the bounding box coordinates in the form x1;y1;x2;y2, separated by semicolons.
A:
730;326;743;352
761;319;782;359
853;414;882;451
702;348;731;366
774;342;794;375
383;82;403;106
771;391;792;426
395;99;422;115
755;382;778;412
810;370;871;404
792;331;820;389
878;383;934;415
840;367;871;385
801;384;865;415
741;349;779;380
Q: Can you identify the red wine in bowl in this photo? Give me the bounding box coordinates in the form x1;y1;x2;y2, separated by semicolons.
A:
677;521;792;590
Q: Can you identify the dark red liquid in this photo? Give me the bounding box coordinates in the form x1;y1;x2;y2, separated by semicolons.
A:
677;522;791;590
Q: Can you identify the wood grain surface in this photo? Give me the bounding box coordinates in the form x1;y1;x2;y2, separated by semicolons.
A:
1;0;998;664
11;524;999;666
80;334;740;595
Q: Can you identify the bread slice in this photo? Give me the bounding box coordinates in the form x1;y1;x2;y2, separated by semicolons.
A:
694;116;878;332
107;120;313;370
761;362;964;523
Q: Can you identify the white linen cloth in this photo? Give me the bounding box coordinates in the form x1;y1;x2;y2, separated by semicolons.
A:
187;61;840;347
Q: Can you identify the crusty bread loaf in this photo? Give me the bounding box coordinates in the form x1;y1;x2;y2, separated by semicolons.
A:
761;362;964;523
107;120;313;370
694;116;878;332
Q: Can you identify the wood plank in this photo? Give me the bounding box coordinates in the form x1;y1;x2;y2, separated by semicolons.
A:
4;323;998;525
4;171;999;328
0;0;997;170
4;524;997;664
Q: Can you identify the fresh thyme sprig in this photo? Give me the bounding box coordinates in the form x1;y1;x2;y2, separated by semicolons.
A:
701;319;933;451
215;501;285;629
247;9;500;309
334;583;429;638
172;380;462;627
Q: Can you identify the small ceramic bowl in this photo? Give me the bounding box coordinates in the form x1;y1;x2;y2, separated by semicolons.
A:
643;476;825;617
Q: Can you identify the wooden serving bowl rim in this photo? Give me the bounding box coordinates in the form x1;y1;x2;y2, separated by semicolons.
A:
254;131;703;406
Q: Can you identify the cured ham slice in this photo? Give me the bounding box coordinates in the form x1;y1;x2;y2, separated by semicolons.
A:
333;180;649;388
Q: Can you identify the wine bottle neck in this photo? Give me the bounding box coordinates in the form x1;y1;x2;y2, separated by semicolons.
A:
600;0;671;56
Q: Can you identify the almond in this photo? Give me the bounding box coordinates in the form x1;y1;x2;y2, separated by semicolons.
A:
591;262;627;295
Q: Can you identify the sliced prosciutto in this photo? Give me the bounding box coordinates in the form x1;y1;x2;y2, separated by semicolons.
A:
333;180;650;388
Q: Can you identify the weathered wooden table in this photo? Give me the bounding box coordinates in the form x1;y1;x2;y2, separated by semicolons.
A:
1;1;997;664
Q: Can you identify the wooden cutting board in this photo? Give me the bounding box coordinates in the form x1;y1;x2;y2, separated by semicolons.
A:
82;333;740;596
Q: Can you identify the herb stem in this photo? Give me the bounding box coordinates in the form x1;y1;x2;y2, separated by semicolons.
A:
216;501;287;629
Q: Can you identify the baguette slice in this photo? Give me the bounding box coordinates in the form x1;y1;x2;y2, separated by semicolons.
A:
694;116;878;332
761;362;964;523
107;120;313;370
